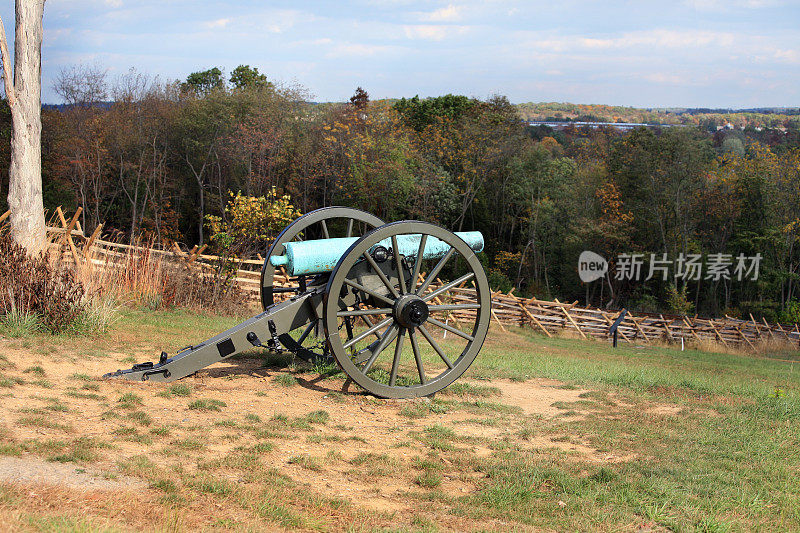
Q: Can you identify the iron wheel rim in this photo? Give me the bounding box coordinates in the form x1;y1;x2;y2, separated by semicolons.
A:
323;221;490;398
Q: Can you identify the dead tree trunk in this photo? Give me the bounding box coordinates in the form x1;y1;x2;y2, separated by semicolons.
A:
1;1;46;253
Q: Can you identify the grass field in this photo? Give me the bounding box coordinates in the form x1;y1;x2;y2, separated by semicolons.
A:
0;308;798;532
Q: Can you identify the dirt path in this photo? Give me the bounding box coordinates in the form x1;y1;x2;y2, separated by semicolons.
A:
0;456;146;491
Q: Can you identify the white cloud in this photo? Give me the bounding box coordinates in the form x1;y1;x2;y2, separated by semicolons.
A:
531;39;569;52
643;72;712;86
44;28;73;42
644;72;684;85
525;29;750;55
578;30;735;50
767;48;799;63
325;43;398;58
403;24;468;41
775;48;799;61
104;0;123;7
522;28;799;70
683;0;783;10
205;18;231;29
419;4;462;22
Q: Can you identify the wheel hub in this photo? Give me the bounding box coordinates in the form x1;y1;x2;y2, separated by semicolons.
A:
393;294;429;329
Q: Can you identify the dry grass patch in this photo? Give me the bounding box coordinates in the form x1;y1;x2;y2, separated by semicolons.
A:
188;398;226;411
288;454;322;471
15;416;72;433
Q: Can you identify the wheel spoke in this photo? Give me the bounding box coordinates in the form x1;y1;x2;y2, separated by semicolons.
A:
426;317;474;341
362;252;400;299
344;278;395;306
428;303;481;311
423;272;474;302
338;307;392;317
296;321;316;345
343;316;393;349
353;326;400;364
391;236;407;294
389;327;406;386
409;330;427;384
408;234;427;293
320;219;330;239
346;218;354;238
362;324;398;374
418;324;455;368
417;248;454;296
359;314;383;340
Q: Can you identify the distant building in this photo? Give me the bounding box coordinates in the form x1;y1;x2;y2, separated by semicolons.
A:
527;121;682;131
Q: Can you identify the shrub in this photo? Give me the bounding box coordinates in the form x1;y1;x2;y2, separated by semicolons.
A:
666;284;694;316
739;300;781;323
205;189;301;258
0;230;86;334
628;292;660;314
203;190;300;305
0;310;43;337
781;300;800;324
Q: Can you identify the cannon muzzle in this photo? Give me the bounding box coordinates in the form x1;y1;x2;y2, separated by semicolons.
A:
270;231;484;276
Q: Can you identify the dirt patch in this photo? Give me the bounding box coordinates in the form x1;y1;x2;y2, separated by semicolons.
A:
524;436;634;464
487;378;591;417
0;456;146;491
643;404;720;419
645;405;683;416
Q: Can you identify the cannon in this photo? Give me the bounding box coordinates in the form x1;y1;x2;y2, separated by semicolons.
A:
105;208;491;398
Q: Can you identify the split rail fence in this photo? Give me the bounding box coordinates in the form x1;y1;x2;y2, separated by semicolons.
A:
4;207;799;353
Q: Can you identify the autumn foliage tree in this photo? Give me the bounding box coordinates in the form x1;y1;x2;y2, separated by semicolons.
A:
23;63;800;320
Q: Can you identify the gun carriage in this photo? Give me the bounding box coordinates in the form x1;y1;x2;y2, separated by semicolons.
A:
106;208;491;398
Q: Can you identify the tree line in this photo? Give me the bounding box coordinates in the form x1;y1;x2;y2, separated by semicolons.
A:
0;64;798;323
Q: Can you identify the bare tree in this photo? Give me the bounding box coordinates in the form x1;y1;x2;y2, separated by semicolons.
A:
0;1;47;252
109;70;173;238
53;63;108;106
50;64;110;230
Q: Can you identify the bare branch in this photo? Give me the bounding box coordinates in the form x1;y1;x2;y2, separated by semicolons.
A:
53;64;108;106
0;14;15;107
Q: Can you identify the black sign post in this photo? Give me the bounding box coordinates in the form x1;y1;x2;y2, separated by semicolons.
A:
609;309;628;348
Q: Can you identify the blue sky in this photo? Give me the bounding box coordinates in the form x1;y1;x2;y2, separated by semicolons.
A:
3;0;799;107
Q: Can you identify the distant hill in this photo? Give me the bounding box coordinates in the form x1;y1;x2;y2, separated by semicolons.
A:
515;102;800;129
42;102;114;111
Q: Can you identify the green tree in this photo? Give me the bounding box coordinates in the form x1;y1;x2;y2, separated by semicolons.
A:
393;94;477;132
229;65;271;90
181;67;225;96
609;128;714;257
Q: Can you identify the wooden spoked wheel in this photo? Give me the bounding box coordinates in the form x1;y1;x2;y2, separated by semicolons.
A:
260;207;384;361
323;221;491;398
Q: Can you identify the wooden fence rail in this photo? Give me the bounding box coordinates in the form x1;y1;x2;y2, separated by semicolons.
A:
3;208;799;352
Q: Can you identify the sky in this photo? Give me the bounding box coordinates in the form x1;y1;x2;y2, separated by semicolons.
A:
2;0;799;107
